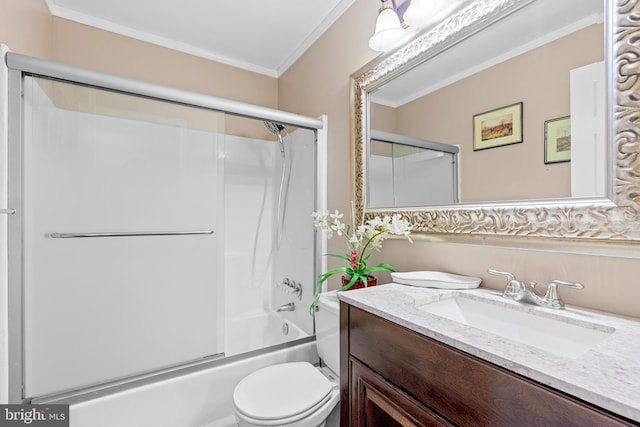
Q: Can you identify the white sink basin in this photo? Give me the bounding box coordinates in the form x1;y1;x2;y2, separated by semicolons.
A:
416;294;614;358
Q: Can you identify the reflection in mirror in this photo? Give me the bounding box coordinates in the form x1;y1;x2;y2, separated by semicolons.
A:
352;0;640;240
369;130;459;207
369;0;604;206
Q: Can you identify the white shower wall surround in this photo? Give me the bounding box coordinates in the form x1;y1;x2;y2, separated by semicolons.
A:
224;129;316;357
1;51;327;425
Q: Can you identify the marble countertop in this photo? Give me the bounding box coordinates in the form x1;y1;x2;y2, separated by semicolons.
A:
337;283;640;423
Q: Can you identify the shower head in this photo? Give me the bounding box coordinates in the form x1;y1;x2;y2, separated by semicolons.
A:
263;121;285;136
264;121;286;156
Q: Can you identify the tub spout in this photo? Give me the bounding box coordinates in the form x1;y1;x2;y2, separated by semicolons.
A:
276;302;295;312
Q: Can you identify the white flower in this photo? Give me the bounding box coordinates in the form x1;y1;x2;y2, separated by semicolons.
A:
329;210;343;221
311;210;329;229
367;216;384;229
388;214;411;236
369;234;385;250
312;208;411;260
330;220;347;236
349;233;362;244
355;224;369;236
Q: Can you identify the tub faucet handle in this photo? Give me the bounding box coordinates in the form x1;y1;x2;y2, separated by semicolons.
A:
277;278;303;301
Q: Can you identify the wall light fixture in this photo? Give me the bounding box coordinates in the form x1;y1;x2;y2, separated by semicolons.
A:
368;0;407;52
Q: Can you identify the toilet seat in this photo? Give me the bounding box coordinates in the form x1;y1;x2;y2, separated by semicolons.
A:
233;362;336;425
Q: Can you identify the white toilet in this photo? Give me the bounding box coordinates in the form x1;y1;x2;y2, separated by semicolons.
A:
232;291;340;427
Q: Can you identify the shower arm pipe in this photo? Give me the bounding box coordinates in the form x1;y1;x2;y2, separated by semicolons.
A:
5;52;324;131
49;230;214;239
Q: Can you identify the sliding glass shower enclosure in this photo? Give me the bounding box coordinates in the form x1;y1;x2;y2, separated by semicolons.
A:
3;53;325;403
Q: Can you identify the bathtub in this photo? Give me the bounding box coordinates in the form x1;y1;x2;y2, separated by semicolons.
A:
225;311;308;357
68;315;317;427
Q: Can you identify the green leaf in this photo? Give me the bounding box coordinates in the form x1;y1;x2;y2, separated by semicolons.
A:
362;263;398;275
338;273;360;291
310;266;352;315
376;263;399;272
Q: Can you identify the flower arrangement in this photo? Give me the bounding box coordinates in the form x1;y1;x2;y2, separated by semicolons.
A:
310;206;412;313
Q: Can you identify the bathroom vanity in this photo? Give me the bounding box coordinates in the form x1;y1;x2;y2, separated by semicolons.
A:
338;284;640;426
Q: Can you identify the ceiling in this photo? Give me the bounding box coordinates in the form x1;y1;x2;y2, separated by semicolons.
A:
44;0;357;78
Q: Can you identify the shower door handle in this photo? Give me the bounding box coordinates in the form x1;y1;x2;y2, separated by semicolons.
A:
0;208;16;215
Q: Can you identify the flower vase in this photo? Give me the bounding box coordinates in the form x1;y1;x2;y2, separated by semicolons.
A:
341;275;377;290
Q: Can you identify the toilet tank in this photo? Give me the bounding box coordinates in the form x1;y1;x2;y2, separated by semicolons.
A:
315;291;340;374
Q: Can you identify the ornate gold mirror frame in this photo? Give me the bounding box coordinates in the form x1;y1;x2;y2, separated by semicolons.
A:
352;0;640;242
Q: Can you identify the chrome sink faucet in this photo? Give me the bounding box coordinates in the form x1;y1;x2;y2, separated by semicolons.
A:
488;269;583;309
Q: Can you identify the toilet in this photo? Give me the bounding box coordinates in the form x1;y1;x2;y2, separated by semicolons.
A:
233;291;340;427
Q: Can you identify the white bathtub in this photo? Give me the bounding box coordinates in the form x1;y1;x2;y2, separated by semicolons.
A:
225;311;308;357
68;315;317;427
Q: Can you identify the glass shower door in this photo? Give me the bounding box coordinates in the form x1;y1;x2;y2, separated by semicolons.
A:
21;76;225;398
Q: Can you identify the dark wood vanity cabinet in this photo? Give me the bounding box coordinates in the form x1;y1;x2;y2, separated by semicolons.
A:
340;303;638;427
349;357;453;426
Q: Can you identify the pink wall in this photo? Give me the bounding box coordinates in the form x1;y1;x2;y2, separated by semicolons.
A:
280;2;640;318
1;0;638;318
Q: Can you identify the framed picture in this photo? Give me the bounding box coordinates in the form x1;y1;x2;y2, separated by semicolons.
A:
473;102;523;151
544;116;571;164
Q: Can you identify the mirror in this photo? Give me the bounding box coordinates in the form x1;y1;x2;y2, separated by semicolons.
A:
352;0;640;241
370;0;604;206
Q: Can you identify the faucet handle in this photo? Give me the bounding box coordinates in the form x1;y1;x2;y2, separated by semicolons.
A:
543;280;584;309
488;269;522;298
487;269;515;280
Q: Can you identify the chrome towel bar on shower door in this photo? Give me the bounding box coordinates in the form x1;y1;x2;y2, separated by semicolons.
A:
49;230;214;239
0;209;16;215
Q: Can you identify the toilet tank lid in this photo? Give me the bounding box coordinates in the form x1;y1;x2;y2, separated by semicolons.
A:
317;290;339;314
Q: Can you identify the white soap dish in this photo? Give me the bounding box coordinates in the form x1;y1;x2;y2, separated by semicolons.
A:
391;271;481;289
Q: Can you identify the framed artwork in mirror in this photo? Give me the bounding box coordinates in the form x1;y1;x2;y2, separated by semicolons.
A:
473;102;523;151
544;116;571;164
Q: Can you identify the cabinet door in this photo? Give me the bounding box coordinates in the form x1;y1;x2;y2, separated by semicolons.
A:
350;358;454;427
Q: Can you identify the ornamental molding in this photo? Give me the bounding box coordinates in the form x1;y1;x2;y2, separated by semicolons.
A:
352;0;640;241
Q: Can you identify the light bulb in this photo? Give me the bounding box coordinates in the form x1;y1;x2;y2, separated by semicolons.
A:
369;6;406;52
